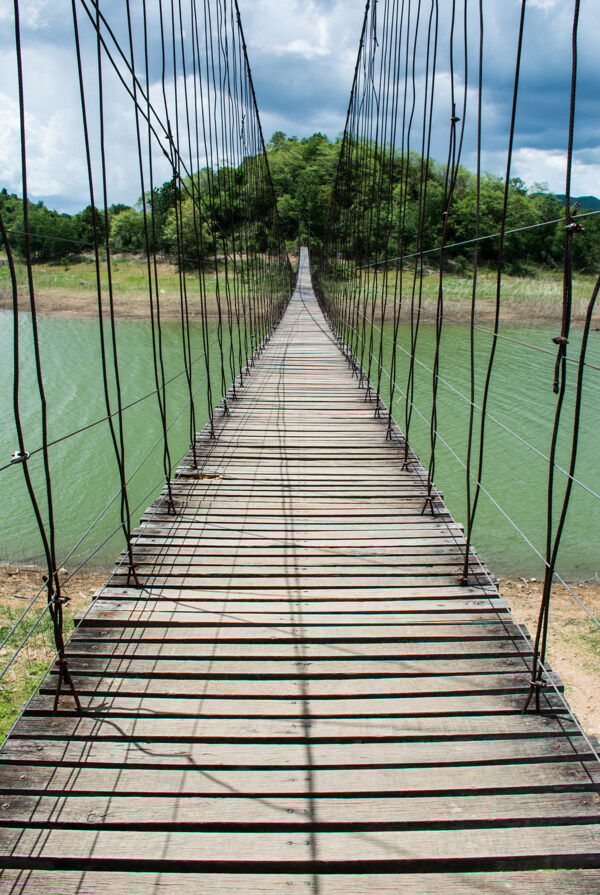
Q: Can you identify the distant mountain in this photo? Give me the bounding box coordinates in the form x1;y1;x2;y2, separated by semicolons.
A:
555;194;600;211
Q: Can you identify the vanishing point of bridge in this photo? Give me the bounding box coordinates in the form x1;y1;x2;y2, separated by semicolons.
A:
0;251;598;892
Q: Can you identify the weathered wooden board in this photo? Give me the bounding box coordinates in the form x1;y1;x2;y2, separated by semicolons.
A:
2;790;598;826
1;759;597;797
2;825;600;867
62;638;532;658
0;871;599;895
31;692;568;718
11;712;576;741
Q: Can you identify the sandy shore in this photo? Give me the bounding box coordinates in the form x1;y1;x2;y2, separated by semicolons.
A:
499;576;600;738
3;285;596;326
0;286;234;321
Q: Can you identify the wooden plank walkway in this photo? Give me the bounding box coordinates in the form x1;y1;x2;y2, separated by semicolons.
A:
1;249;599;892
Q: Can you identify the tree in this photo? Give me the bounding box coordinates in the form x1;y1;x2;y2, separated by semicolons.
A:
162;197;212;263
12;203;76;261
74;204;106;247
110;208;146;251
140;178;181;251
266;132;342;249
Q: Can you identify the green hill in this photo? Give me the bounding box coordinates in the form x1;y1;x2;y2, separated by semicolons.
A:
555;194;600;211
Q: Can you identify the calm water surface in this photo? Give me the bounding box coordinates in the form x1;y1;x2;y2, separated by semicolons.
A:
1;309;599;578
0;311;237;568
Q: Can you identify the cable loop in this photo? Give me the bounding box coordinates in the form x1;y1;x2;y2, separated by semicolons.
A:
10;450;30;464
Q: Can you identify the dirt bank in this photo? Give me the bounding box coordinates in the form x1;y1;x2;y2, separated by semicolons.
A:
500;576;600;738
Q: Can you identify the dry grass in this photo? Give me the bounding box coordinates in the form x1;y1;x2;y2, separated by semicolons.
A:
2;255;598;325
355;268;600;326
0;564;107;742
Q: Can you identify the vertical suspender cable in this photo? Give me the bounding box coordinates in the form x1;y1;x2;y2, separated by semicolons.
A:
14;0;81;713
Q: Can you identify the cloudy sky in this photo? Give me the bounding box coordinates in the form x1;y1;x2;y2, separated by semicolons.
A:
0;0;599;213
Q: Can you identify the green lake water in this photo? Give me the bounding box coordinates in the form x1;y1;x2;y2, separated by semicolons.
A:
1;308;599;579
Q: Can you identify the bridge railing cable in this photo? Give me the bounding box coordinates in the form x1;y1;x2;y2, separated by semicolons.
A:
0;0;292;726
0;347;228;685
315;0;600;719
335;305;600;626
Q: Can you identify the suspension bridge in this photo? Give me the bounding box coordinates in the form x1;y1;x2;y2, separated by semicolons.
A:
1;0;600;890
0;249;598;890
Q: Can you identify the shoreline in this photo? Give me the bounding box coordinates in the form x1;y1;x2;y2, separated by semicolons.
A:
2;258;600;326
1;563;599;738
2;287;599;326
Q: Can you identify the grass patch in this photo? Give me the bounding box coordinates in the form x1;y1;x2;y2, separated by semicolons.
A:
0;566;106;742
579;621;600;661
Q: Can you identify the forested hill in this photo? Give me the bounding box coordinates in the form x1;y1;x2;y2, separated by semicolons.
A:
1;131;599;273
555;194;600;212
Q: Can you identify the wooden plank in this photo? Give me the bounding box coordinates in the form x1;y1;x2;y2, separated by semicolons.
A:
136;521;465;536
63;638;531;658
71;624;524;644
32;692;566;717
125;556;466;570
56;656;532;677
1;825;600;867
96;580;498;595
79;608;507;625
128;539;466;551
38;673;551;699
11;713;576;742
89;595;505;613
70;623;527;644
1;760;596;797
4;735;589;768
1;870;599;895
2;791;598;827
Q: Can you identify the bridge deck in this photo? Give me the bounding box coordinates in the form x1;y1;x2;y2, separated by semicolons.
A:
1;250;599;892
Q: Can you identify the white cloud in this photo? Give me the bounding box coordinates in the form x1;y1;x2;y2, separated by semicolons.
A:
0;94;21;186
529;0;561;9
0;0;52;30
480;146;600;197
275;38;330;60
238;0;362;85
0;34;92;208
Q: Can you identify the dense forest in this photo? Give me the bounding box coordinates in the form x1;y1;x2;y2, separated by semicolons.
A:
1;131;599;273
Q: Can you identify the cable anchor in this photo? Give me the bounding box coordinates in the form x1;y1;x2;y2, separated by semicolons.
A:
421;495;436;515
11;450;30;464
